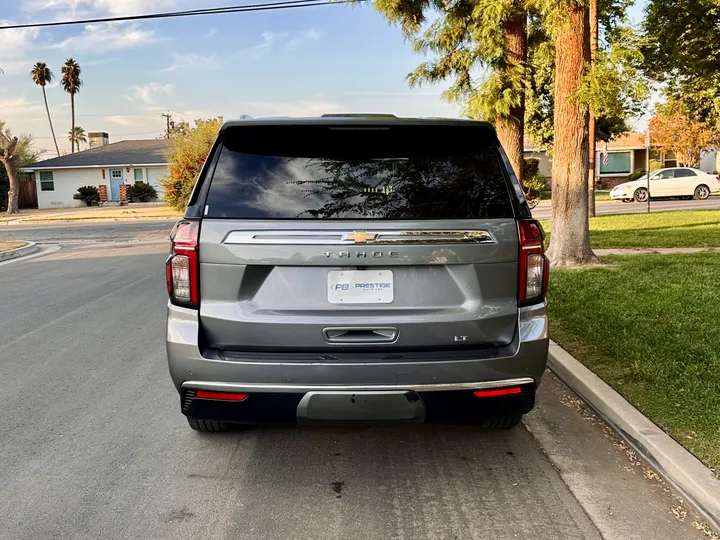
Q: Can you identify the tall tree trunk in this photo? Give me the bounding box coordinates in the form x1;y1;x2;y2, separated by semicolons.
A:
70;93;75;154
495;12;528;185
43;87;60;157
587;0;598;217
546;3;598;267
1;134;19;214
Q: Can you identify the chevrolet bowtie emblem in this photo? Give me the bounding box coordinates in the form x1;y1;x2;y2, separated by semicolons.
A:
344;231;377;244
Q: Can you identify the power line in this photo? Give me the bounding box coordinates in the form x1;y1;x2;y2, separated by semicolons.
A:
0;0;363;30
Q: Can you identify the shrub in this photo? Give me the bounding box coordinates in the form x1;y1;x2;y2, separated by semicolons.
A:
627;169;645;181
128;183;157;202
162;118;223;211
649;159;663;172
73;185;99;206
523;158;540;180
522;174;546;200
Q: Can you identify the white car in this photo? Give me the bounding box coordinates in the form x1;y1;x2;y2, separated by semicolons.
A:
610;167;720;203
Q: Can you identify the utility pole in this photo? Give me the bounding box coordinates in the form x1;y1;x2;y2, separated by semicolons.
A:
587;0;598;218
645;128;651;213
161;111;173;139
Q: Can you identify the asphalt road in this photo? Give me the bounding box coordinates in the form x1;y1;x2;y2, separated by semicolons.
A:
531;196;720;220
0;222;711;540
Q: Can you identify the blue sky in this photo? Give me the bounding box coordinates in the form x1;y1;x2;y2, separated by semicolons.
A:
1;0;646;158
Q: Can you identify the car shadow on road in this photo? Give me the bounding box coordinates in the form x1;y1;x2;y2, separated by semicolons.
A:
187;422;600;540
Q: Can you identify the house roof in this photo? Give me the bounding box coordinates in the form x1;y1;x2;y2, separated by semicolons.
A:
25;139;171;170
524;132;651;153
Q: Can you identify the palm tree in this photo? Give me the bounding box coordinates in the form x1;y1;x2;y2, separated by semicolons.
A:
68;126;87;151
31;62;60;157
61;58;82;153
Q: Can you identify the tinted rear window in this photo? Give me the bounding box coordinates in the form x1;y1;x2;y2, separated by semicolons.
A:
204;124;514;219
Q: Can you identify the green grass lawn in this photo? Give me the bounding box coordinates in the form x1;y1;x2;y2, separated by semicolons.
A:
549;253;720;473
541;209;720;249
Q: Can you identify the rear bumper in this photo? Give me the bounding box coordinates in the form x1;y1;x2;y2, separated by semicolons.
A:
166;301;549;396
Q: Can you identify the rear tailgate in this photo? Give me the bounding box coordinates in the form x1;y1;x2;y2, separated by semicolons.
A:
195;121;521;354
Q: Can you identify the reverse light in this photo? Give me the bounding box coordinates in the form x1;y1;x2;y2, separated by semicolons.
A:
196;390;249;402
166;220;200;307
518;220;549;305
473;387;523;398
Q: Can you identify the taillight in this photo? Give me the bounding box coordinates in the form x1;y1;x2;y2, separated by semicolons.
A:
474;387;523;398
167;220;200;307
518;220;549;305
196;390;249;402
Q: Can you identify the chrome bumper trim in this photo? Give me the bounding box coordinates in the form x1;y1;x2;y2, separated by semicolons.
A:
181;376;535;394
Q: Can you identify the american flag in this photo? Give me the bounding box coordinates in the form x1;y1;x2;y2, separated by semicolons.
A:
602;143;609;166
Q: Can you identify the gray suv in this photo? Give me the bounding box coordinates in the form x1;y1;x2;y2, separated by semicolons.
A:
166;115;549;432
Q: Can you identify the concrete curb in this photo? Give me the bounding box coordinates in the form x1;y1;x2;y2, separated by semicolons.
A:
0;242;39;262
548;340;720;534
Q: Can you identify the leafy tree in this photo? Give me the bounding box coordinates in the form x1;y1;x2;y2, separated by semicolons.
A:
642;0;720;130
30;62;60;157
649;99;716;167
61;58;82;154
0;122;39;214
373;0;530;183
68;126;87;150
161;118;223;210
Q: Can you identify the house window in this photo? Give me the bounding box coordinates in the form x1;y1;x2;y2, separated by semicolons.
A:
39;171;54;191
664;151;678;168
134;168;144;184
599;151;632;174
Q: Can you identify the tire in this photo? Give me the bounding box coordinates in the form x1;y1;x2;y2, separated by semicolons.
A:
621;198;633;203
480;415;523;429
694;184;710;200
634;187;649;203
187;418;233;433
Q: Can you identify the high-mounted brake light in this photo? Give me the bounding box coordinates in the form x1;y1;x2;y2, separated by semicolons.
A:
518;220;549;305
166;220;200;307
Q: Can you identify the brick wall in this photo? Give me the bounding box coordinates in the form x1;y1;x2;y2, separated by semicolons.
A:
98;185;107;202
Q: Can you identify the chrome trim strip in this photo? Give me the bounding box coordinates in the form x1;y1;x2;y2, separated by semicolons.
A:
181;377;535;393
223;230;495;245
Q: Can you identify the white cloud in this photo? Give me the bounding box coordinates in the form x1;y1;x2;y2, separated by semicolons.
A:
0;97;44;117
242;29;322;58
246;100;343;117
0;22;41;75
206;28;217;38
284;29;322;51
22;0;194;17
343;91;443;98
163;53;218;72
106;115;142;126
49;22;157;53
126;83;175;105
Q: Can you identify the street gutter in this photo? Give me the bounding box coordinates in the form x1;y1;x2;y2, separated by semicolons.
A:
0;242;39;262
548;340;720;535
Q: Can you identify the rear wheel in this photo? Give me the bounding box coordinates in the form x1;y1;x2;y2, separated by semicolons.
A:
694;185;710;200
480;415;523;429
634;187;649;203
187;418;233;433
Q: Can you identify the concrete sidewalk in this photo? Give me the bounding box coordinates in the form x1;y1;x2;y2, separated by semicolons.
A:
0;203;180;224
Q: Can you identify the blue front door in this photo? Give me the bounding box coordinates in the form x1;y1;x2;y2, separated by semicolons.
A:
110;169;123;200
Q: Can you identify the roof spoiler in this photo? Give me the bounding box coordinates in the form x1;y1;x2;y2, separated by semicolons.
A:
320;113;398;119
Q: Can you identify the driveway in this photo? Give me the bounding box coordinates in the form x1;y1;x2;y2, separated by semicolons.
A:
0;224;711;540
532;197;720;220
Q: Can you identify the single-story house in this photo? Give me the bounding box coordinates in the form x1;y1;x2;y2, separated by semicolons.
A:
523;133;720;189
23;134;170;209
